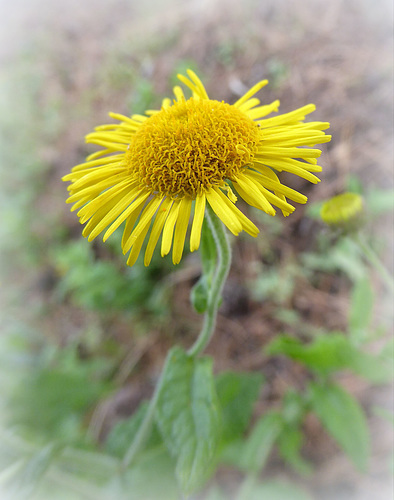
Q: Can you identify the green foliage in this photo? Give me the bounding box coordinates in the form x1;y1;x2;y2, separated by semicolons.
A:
302;237;367;282
9;343;113;443
308;382;370;471
191;275;210;313
276;391;312;475
251;261;304;305
121;448;178;500
53;238;169;316
266;332;391;383
348;276;374;344
216;371;264;443
239;412;283;473
155;347;222;494
105;402;162;458
277;426;312;476
191;220;219;313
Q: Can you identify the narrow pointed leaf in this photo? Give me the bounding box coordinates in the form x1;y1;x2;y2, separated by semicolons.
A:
309;382;369;471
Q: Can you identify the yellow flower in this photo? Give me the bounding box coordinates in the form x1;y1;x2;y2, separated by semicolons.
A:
63;69;331;267
320;192;364;228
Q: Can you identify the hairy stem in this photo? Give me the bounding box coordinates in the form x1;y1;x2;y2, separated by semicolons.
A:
188;205;232;357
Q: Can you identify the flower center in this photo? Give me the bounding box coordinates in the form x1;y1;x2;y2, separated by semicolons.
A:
125;97;260;198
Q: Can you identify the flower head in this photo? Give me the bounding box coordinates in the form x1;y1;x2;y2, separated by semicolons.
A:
63;70;331;266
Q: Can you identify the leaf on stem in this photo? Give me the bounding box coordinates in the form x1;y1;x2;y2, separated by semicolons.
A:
155;346;221;494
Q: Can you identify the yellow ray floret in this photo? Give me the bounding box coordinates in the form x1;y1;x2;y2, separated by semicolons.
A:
63;69;331;267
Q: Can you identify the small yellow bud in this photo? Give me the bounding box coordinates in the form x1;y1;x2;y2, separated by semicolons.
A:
320;192;364;230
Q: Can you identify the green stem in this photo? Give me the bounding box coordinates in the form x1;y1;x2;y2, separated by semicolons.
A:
188;205;232;357
354;234;394;294
122;206;231;468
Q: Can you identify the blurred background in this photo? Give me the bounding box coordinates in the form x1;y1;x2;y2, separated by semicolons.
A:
0;0;393;499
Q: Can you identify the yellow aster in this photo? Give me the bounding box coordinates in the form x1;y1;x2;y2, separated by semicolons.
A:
63;69;331;267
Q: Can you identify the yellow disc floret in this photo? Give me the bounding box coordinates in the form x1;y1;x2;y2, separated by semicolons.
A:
125;97;260;198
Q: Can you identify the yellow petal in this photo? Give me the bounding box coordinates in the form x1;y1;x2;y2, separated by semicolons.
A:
246;100;280;120
248;169;307;205
122;195;162;253
88;190;148;242
232;174;275;216
172;197;192;265
206;188;243;236
186;69;209;99
256;104;316;128
233;80;268;108
238;97;261;112
82;192;126;238
253;158;321;184
126;223;151;267
190;193;206;252
77;179;136;222
161;199;181;257
173;86;186;103
103;191;151;242
144;197;172;266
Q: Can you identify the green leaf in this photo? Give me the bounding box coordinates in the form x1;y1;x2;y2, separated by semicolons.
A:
348;277;374;344
239;412;282;472
216;371;264;443
277;427;312;475
281;389;306;425
155;347;221;494
309;382;369;471
266;333;391;382
266;334;350;373
190;275;209;314
218;438;246;468
105;401;162;458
